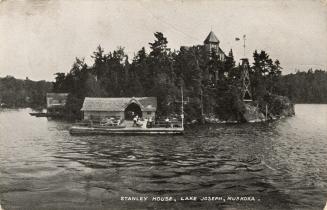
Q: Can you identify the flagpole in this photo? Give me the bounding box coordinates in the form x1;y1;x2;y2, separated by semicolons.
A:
181;86;184;129
235;35;246;58
243;35;246;58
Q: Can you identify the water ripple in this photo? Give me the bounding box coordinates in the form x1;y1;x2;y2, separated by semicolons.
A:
0;106;327;209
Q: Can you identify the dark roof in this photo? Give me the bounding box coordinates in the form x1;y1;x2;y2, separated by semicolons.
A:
204;31;219;44
46;93;69;100
218;47;226;56
81;97;157;112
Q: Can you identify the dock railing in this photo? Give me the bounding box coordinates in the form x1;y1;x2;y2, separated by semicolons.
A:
152;120;182;128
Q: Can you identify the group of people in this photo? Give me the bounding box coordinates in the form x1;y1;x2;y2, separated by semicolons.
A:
130;114;181;128
133;114;141;127
132;113;154;128
100;116;121;126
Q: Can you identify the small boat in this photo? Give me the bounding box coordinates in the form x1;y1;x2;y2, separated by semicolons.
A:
29;112;47;117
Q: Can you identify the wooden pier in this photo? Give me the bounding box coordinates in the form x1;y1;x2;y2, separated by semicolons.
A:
69;125;184;135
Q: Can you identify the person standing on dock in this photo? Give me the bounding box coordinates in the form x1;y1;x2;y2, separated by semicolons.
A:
148;117;153;128
133;115;138;127
165;117;171;128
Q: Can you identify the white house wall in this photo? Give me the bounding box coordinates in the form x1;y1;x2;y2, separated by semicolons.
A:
83;110;156;121
84;111;124;120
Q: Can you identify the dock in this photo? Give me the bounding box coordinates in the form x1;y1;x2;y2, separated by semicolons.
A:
69;125;184;135
68;91;185;136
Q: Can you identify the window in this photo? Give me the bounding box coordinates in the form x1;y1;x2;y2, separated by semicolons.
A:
147;112;152;115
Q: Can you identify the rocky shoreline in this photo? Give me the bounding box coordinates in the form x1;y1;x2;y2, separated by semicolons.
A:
202;95;295;124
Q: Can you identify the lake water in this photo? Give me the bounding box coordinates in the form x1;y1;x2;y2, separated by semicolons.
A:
0;104;326;210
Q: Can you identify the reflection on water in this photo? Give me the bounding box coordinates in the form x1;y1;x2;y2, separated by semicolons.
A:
0;105;327;210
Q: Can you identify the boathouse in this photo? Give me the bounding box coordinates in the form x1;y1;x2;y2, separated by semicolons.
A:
81;97;157;121
46;93;69;115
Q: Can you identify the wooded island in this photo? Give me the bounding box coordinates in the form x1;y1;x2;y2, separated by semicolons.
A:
1;32;327;122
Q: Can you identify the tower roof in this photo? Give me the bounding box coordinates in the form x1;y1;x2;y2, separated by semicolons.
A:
204;31;219;44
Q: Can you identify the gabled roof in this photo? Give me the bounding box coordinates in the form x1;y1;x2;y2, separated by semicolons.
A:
204;31;219;44
218;47;226;56
46;93;69;99
81;97;157;112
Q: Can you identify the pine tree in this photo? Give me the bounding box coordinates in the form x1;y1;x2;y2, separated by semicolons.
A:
225;49;235;73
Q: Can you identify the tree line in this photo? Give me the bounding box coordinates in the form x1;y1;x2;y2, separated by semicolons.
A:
276;69;327;103
1;32;326;120
0;76;52;108
51;32;284;121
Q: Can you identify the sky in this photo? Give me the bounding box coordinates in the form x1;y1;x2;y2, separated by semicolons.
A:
0;0;326;81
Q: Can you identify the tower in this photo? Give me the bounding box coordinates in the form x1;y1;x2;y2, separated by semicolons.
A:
204;31;220;56
241;58;252;101
204;31;226;82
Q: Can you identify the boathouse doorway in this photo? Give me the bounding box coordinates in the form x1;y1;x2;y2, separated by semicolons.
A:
124;103;142;120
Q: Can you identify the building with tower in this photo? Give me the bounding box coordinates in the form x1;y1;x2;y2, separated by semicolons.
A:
180;31;228;82
203;31;226;61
